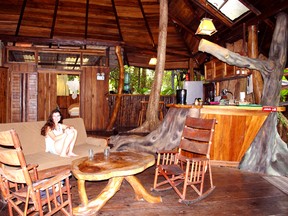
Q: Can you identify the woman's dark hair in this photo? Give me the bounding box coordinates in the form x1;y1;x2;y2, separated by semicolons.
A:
40;109;63;136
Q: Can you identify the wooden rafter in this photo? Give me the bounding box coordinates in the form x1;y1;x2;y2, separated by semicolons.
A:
111;0;123;41
169;17;193;56
50;0;59;39
111;0;129;64
0;35;123;47
192;0;233;27
85;0;90;39
15;0;27;37
125;44;190;58
137;0;156;49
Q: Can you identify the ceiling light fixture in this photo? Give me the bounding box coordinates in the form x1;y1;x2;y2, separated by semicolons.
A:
195;18;217;36
149;57;157;65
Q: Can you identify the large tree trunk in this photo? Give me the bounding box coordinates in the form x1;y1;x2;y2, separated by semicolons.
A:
110;107;200;154
132;0;168;133
198;12;288;176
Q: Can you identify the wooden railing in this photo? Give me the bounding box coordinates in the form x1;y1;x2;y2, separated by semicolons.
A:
108;94;176;129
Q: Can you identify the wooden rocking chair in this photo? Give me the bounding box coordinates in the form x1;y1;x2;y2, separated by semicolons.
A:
152;116;216;204
0;129;73;216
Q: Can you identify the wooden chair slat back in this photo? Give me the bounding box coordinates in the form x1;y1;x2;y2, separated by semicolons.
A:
181;127;212;142
0;169;26;183
0;130;14;146
0;130;32;184
179;116;216;156
0;149;21;166
185;116;215;130
180;139;209;155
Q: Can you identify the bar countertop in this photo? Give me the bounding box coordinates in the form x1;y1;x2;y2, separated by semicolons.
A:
166;103;285;164
167;104;286;113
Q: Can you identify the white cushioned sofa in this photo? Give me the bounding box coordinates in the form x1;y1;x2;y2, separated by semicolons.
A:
0;118;107;179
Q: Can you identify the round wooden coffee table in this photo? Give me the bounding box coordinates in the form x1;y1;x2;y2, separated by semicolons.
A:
72;151;162;215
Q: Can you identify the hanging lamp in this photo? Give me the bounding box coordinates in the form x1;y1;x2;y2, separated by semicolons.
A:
195;18;217;36
149;57;157;65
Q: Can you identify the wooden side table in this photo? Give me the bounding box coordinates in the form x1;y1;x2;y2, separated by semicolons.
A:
72;151;162;215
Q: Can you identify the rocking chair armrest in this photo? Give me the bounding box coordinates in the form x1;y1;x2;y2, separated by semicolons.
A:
27;164;39;170
33;170;71;191
27;164;39;181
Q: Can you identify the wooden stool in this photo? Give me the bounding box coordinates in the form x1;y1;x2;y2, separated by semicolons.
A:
138;101;164;126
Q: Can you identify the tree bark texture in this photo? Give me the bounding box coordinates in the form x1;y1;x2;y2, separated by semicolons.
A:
198;12;288;176
110;108;200;154
133;0;168;132
106;46;124;131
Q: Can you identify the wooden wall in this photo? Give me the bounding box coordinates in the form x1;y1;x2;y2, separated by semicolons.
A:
1;62;176;130
37;71;57;121
80;66;110;131
219;39;251;102
0;67;8;123
8;63;38;122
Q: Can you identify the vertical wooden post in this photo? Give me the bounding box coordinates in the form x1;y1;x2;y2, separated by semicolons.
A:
0;40;2;66
106;46;124;131
189;58;194;81
248;25;263;104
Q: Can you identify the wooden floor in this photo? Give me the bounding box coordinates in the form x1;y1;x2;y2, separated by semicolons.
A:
0;164;287;215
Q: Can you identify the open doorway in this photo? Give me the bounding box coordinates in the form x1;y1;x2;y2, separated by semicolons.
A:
57;74;80;119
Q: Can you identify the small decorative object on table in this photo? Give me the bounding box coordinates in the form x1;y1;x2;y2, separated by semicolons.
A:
88;149;94;160
194;98;203;106
104;147;110;157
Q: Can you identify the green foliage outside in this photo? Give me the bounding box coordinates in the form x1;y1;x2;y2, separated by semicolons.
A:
281;75;288;102
109;66;189;95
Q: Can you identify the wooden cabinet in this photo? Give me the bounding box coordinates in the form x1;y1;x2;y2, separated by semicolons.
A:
204;60;214;80
204;59;249;81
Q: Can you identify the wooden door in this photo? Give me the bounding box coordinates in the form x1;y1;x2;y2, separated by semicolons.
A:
37;71;57;121
7;63;37;122
80;66;109;131
0;67;8;123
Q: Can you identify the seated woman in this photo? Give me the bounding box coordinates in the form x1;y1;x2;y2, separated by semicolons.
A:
41;108;78;157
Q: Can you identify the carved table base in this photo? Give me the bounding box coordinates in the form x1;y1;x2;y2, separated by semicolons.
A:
73;176;161;215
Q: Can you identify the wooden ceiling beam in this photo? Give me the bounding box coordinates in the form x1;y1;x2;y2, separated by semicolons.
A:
256;1;288;28
111;0;129;65
125;44;190;58
15;0;27;37
138;0;156;49
111;0;123;41
0;35;123;47
169;17;193;56
50;0;59;39
85;0;90;39
191;0;233;27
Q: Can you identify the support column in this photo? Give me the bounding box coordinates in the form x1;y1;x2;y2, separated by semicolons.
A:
248;25;263;104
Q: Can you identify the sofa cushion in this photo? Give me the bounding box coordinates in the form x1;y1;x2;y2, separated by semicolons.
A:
25;143;106;172
63;118;88;145
0;118;88;155
0;120;46;155
0;117;107;177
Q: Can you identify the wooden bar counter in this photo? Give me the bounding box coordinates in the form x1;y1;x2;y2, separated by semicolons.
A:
167;104;285;166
